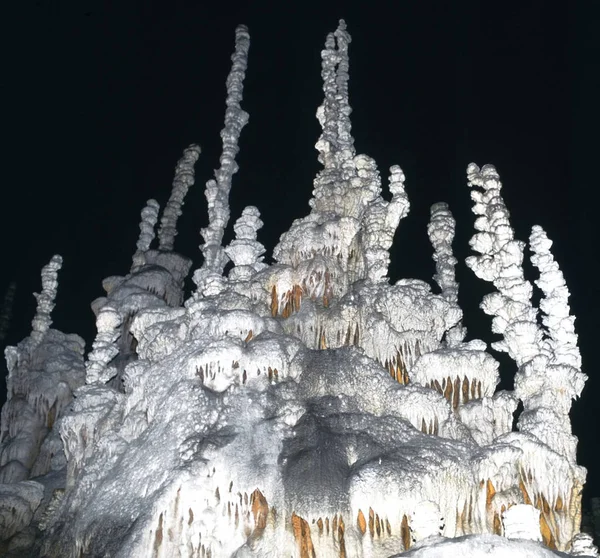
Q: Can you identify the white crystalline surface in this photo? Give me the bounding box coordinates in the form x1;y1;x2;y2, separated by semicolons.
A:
158;144;201;252
131;199;160;272
0;19;590;558
29;255;63;350
197;25;250;278
0;258;86;488
502;504;542;541
392;533;573;557
466;164;586;465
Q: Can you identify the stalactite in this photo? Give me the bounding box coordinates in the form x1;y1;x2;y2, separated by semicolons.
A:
401;514;411;550
291;512;315;558
357;510;366;534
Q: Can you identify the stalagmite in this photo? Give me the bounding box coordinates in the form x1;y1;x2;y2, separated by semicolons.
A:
131;199;160;272
225;206;267;281
315;20;354;170
467;163;586;471
197;25;250;281
29;255;62;350
428;202;459;305
570;532;599;556
85;305;122;384
529;225;581;370
0;257;86;486
427;202;466;345
158;144;201;252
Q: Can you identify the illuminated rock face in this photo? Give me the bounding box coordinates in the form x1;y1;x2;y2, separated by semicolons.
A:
0;20;588;558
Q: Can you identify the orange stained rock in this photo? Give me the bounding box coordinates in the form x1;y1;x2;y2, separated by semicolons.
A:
291;512;316;558
401;514;411;550
462;377;469;403
493;512;502;535
541;494;550;515
368;508;375;537
250;489;268;531
453;376;460;409
444;376;452;402
270;285;278;317
317;518;324;534
555;495;563;511
458;500;469;534
320;330;327;350
293;285;302;312
337;516;347;558
539;511;556;549
486;479;496;509
385;519;392;536
395;363;403;383
467;495;473;525
357;510;366;534
244;330;253;343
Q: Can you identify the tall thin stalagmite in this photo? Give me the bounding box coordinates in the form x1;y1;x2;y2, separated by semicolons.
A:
197;25;250;280
158;144;201;252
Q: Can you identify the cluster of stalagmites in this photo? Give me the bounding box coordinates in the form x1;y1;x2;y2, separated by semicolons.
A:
0;18;589;558
0;257;86;554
